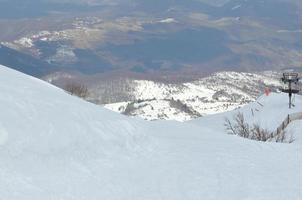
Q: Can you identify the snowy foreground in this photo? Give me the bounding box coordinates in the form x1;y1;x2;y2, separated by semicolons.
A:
0;65;302;200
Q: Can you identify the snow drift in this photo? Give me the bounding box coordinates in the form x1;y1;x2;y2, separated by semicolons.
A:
1;64;302;200
0;66;149;158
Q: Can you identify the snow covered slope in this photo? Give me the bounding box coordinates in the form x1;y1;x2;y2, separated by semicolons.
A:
0;66;149;157
1;65;302;200
105;72;281;121
191;92;302;138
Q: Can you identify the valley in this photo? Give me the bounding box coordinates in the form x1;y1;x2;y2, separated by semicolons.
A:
1;0;302;80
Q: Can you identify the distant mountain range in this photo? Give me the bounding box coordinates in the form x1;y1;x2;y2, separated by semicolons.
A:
0;0;302;79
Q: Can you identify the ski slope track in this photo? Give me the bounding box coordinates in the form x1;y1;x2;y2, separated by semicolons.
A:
0;65;302;200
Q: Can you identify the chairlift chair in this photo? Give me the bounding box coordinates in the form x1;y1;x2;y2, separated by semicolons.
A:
280;72;300;94
280;72;300;108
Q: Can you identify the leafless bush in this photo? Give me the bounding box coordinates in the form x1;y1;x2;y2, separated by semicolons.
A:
250;124;274;142
275;130;295;143
169;99;201;117
225;112;292;143
225;112;250;138
64;83;89;99
123;102;136;115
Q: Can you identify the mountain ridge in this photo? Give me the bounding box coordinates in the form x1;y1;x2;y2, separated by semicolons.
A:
103;71;282;121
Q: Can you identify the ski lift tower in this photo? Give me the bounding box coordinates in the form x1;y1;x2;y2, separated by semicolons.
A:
281;72;300;108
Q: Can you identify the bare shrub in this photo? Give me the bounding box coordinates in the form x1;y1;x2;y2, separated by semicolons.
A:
275;130;295;143
123;102;136;115
64;83;89;99
250;124;273;142
225;112;292;143
169;99;201;118
225;112;250;138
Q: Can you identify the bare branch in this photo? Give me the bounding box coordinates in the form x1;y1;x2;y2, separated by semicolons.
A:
64;82;89;99
224;112;293;143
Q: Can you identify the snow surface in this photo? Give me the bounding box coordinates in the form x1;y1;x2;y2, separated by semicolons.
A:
1;65;302;199
159;18;177;23
232;4;242;10
15;37;34;48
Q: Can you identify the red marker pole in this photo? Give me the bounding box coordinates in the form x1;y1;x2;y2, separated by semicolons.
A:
264;88;270;96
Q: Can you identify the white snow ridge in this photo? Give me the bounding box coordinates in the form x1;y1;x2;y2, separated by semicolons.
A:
1;64;302;200
159;18;177;23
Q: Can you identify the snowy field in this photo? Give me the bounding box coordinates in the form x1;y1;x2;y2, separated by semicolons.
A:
104;72;281;122
0;65;302;199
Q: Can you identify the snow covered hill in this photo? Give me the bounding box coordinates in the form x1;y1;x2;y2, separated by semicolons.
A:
1;64;302;200
104;71;281;121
